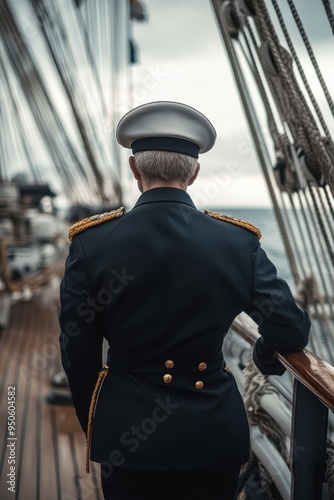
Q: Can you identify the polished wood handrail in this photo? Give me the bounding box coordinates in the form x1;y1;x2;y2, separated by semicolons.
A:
277;350;334;412
231;319;334;412
231;319;258;347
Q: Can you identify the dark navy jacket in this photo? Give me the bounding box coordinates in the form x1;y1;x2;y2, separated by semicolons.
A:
59;187;310;470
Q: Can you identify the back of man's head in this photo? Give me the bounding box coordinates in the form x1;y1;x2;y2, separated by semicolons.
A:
134;150;198;186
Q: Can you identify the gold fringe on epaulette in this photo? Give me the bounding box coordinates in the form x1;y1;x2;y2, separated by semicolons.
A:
86;365;110;473
204;209;261;239
69;206;126;241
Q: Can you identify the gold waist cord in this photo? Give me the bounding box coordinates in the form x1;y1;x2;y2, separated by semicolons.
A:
86;365;110;473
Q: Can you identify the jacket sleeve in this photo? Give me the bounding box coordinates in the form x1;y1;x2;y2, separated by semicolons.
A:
58;236;103;433
244;236;311;375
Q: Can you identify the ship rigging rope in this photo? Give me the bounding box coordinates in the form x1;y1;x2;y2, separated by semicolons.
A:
241;20;303;193
237;15;333;313
1;0;126;205
278;193;307;278
270;0;333;139
240;12;309;191
306;186;334;268
228;9;302;287
255;0;334;189
229;2;334;339
241;22;307;196
75;5;108;119
252;0;334;190
316;187;334;243
289;192;334;332
286;0;334;116
325;184;334;220
241;0;334;320
292;190;334;344
29;0;108;201
33;0;124;202
0;0;94;203
321;0;334;35
0;57;41;183
238;24;280;148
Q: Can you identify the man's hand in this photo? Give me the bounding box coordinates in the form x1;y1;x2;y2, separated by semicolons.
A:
253;337;286;376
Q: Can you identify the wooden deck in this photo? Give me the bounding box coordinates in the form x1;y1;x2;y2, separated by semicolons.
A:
0;279;103;500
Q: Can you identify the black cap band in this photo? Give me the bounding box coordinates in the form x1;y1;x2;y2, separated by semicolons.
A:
131;137;200;158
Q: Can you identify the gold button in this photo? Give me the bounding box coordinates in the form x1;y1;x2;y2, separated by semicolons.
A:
165;360;174;369
163;374;172;384
198;362;207;371
195;380;204;390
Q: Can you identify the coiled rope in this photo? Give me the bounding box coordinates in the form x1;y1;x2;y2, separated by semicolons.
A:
243;351;289;461
239;350;334;498
235;351;288;498
327;438;334;499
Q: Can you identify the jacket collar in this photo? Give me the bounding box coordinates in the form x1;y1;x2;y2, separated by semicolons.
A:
133;187;196;209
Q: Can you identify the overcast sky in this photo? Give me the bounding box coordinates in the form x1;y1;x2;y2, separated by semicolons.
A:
128;0;334;208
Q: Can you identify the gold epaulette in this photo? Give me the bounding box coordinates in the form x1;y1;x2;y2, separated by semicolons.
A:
204;209;261;239
68;206;126;242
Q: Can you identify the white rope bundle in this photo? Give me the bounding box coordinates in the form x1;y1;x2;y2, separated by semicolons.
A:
243;351;289;462
327;438;334;499
235;351;288;499
237;350;334;498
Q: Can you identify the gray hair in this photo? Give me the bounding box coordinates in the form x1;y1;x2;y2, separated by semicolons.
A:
133;150;198;185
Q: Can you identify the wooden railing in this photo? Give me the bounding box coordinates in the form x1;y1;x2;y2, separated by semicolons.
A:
232;319;334;499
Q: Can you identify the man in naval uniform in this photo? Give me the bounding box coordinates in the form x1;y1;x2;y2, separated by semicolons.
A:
59;101;310;499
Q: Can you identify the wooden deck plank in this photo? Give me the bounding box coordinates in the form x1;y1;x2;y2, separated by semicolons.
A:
0;300;36;499
0;283;103;499
19;301;59;500
39;397;59;500
15;300;41;500
72;421;103;500
0;308;21;477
